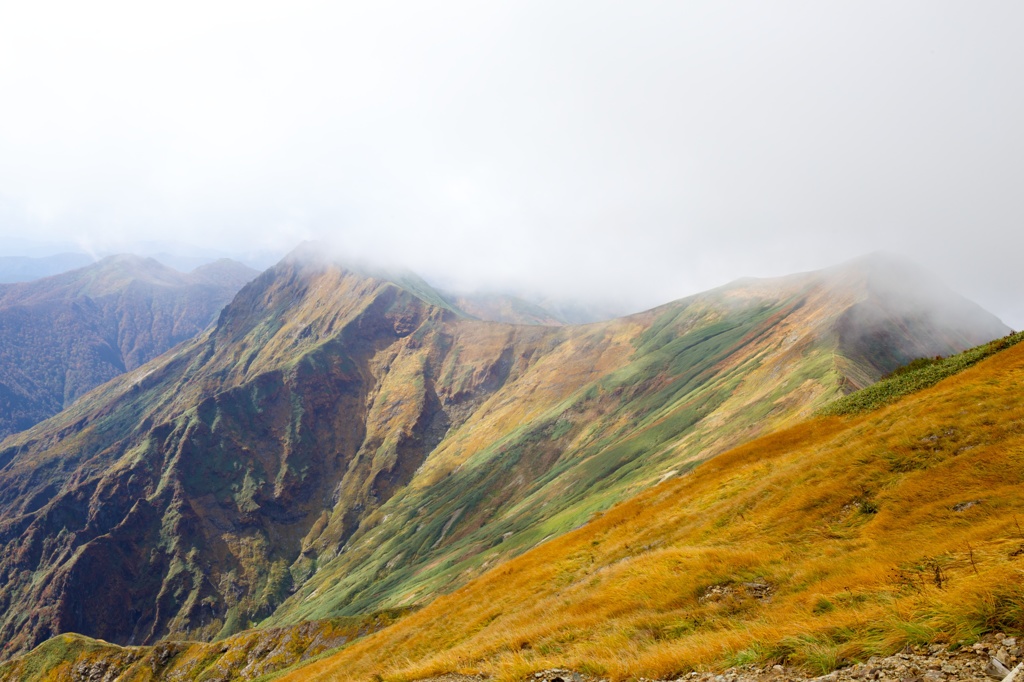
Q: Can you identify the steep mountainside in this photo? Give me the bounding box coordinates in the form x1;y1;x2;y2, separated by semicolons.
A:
284;332;1024;682
0;255;257;437
0;248;1006;660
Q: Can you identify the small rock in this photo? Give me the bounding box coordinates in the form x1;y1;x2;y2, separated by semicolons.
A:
987;657;1012;679
1004;638;1018;648
772;665;784;673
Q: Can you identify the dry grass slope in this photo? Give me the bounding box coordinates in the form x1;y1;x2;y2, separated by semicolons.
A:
286;342;1024;681
0;613;406;682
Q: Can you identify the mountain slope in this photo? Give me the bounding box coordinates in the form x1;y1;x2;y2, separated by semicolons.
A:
286;332;1024;682
0;249;1006;660
0;612;406;682
0;255;257;437
263;255;1006;630
3;318;1019;682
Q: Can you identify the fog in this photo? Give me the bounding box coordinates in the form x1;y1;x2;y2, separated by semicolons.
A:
1;1;1022;326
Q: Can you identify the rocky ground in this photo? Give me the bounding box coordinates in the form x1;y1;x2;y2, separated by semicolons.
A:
428;633;1023;682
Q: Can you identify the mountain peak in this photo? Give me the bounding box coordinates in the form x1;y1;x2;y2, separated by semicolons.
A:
271;242;460;313
823;250;938;289
88;253;186;289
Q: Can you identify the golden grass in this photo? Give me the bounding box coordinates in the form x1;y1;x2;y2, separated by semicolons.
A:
0;613;410;682
283;342;1024;681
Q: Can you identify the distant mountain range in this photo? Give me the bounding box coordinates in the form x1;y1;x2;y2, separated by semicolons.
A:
0;252;623;325
0;255;257;438
0;246;1006;664
0;254;96;283
0;241;284;283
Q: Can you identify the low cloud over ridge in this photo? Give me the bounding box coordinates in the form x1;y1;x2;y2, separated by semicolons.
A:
0;1;1021;325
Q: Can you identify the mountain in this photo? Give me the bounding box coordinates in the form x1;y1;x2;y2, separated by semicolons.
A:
0;255;258;438
0;248;1006;661
283;331;1024;681
3;320;1021;682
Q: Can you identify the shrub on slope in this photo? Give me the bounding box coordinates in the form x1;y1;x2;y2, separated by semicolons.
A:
819;330;1023;416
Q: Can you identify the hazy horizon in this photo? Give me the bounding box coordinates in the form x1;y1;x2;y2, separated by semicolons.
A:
2;242;1016;334
2;2;1022;326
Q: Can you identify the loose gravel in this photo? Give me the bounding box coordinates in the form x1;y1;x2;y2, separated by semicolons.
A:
427;632;1023;682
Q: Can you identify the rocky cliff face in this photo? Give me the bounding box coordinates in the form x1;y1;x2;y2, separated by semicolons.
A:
0;249;1007;659
0;255;257;438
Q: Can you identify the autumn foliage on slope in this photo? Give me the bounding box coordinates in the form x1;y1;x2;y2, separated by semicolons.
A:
287;340;1024;681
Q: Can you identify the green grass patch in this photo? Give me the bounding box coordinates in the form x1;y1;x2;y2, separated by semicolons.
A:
818;331;1024;417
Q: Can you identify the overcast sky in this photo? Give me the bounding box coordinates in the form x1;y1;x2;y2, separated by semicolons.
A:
1;1;1022;325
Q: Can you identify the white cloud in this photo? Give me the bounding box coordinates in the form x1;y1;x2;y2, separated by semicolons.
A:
0;1;1022;325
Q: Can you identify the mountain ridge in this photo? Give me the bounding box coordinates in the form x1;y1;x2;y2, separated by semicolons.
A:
2;311;1020;682
0;249;1008;661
